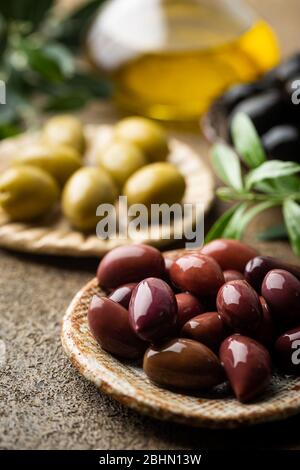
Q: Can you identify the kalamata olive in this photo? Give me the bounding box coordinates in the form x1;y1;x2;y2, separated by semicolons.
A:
181;312;229;352
108;283;137;309
262;269;300;329
201;239;259;272
230;90;285;135
87;295;146;359
143;338;224;390
223;270;245;283
254;297;275;346
217;280;262;334
129;278;177;343
97;244;165;290
176;293;204;329
220;335;272;402
275;326;300;374
261;125;300;161
170;253;224;297
244;256;300;292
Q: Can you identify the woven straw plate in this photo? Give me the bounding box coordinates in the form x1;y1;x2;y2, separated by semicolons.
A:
0;125;214;257
61;250;300;429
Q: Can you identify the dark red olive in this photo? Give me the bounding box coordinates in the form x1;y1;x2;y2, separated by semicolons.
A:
254;297;275;346
262;269;300;329
176;293;204;329
170;253;224;297
129;277;177;343
97;244;165;289
220;335;272;402
201;239;259;272
262;125;300;162
223;270;245;283
108;283;137;308
217;280;262;334
164;256;174;277
87;295;147;359
143;338;224;390
245;256;300;292
275;326;300;374
181;312;229;352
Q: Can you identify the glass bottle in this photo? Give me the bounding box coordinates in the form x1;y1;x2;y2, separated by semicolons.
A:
86;0;280;120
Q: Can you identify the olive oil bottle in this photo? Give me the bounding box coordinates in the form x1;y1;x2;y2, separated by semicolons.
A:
87;0;280;120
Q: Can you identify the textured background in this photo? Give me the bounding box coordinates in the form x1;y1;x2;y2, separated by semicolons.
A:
1;0;300;450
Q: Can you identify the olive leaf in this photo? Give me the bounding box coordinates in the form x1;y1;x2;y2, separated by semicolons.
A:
257;223;288;241
223;201;280;240
205;204;241;243
245;161;300;190
231;112;266;169
211;143;244;191
283;199;300;256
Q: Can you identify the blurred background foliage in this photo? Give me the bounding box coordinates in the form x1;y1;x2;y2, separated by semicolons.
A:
0;0;110;139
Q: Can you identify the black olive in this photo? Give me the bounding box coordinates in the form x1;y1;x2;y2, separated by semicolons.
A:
261;54;300;88
230;89;286;135
261;125;300;162
221;83;264;112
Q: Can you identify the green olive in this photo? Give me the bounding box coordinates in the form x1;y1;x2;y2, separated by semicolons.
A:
114;117;169;162
41;115;85;153
13;143;82;187
62;167;118;231
0;166;59;221
96;140;147;189
123;162;186;208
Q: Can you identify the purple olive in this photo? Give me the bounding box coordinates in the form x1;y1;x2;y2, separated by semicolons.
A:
181;312;229;352
143;338;224;390
97;244;165;289
170;253;224;297
88;295;147;359
220;335;272;402
201;239;259;272
262;269;300;329
176;293;204;329
254;297;275;347
223;270;245;283
275;326;300;374
217;280;262;334
108;283;137;309
245;256;300;292
129;277;177;343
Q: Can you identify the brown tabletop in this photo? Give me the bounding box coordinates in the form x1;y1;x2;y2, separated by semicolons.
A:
1;0;300;450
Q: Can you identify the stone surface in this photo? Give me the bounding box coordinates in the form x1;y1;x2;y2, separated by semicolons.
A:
1;0;300;451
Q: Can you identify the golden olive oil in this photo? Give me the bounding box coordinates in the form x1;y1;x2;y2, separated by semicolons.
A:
87;0;280;120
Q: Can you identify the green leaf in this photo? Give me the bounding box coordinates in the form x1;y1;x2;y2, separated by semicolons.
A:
223;201;279;239
53;0;105;50
257;223;288;241
42;43;74;78
256;175;300;195
211;143;243;191
22;41;73;83
231;112;266;169
283;199;300;256
245;160;300;190
205;204;241;243
222;203;250;239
